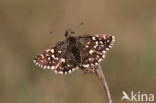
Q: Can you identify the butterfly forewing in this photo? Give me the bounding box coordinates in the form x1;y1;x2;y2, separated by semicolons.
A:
78;34;115;69
33;40;78;74
34;41;64;70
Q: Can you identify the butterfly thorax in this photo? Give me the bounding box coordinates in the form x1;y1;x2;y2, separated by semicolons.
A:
66;36;76;45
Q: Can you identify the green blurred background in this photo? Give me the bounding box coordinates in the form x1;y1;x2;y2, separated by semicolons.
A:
0;0;156;103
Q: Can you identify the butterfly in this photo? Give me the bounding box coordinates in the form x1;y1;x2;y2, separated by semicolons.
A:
33;28;115;74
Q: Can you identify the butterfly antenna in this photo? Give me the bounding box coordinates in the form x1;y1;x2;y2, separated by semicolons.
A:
65;29;69;37
64;28;75;37
49;31;54;34
65;22;84;37
73;22;84;33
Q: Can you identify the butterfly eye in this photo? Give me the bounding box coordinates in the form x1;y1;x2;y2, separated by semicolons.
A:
65;30;69;37
70;31;75;35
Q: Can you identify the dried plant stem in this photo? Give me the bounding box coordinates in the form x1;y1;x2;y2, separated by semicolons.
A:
95;65;112;103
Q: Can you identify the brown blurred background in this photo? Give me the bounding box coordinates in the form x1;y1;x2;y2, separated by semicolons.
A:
0;0;156;103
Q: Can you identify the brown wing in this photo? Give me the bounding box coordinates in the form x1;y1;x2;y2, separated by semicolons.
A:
77;34;115;70
33;40;78;74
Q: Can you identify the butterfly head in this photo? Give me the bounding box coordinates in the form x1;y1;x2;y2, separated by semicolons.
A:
65;28;76;44
65;28;75;37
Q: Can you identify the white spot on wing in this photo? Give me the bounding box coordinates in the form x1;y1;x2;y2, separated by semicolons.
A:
51;49;54;53
98;58;103;62
85;45;89;48
83;64;89;68
95;62;98;65
109;45;112;48
64;71;67;75
58;71;63;74
106;48;109;51
47;66;50;69
54;58;59;60
61;58;65;63
40;54;44;58
112;36;115;40
35;62;38;65
68;70;72;73
43;65;46;69
100;41;103;44
92;37;96;40
58;51;61;53
51;55;55;58
46;49;50;52
102;55;105;58
102;50;106;54
54;70;58;74
103;35;106;39
89;58;92;61
72;68;75;71
38;64;41;67
94;45;97;48
95;41;98;45
97;55;99;58
48;57;51;60
40;65;43;68
87;41;90;44
33;60;36;63
40;60;43;63
91;63;94;66
51;66;54;70
89;50;94;54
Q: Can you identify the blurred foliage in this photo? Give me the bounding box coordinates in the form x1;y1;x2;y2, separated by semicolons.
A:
0;0;156;103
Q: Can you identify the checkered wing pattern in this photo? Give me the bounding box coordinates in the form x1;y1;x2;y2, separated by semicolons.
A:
34;34;115;74
33;41;78;74
78;34;115;69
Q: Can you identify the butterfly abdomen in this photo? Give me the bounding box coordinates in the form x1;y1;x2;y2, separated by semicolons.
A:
71;46;81;64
